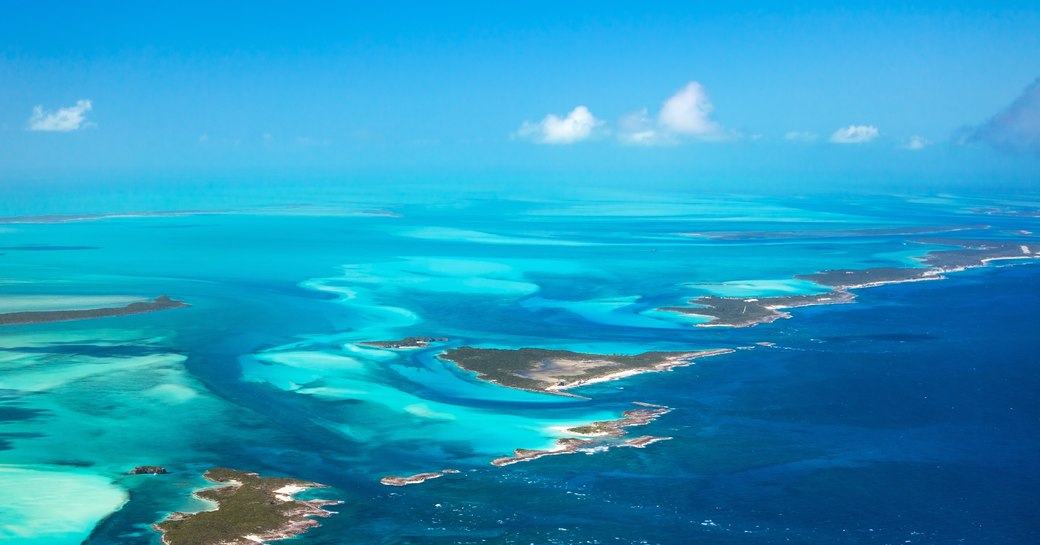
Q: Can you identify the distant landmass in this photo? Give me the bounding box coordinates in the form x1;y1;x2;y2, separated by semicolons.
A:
0;296;188;326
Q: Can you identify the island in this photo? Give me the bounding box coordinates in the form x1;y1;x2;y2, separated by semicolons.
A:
661;239;1039;328
660;291;856;328
380;469;459;487
358;337;448;349
153;468;339;545
438;347;734;395
0;296;189;326
492;404;673;466
130;465;168;475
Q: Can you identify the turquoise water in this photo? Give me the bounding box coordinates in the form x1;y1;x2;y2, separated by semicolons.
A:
0;185;1037;544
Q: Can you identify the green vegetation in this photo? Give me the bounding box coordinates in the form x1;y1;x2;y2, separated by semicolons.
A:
920;240;1037;269
439;347;721;393
129;465;168;475
154;468;334;545
0;295;187;326
795;267;933;288
661;296;784;327
358;336;447;349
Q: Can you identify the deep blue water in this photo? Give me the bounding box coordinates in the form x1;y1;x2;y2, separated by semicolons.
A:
263;265;1038;545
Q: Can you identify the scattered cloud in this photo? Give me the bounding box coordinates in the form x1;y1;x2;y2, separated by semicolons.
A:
784;131;818;142
658;82;723;138
27;99;93;132
619;81;735;145
960;77;1040;155
198;134;209;143
517;105;603;144
829;125;879;144
903;135;929;150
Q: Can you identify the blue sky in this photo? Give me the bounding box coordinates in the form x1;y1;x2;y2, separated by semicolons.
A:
2;2;1039;190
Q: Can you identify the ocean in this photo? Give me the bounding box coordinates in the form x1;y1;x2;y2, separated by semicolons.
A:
0;184;1037;544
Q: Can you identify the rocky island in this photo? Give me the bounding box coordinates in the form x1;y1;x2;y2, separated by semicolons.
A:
438;347;734;395
153;468;339;545
0;295;188;326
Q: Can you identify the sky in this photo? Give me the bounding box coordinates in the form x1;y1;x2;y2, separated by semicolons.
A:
2;1;1039;192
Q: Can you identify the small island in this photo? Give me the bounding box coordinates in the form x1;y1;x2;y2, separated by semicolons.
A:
358;337;448;349
153;468;339;545
380;469;459;487
438;347;733;395
130;465;168;475
0;295;188;326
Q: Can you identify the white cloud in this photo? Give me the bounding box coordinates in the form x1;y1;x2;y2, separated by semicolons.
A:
658;82;723;137
785;131;818;142
903;135;929;150
618;81;735;145
517;105;603;144
27;99;93;132
829;125;879;144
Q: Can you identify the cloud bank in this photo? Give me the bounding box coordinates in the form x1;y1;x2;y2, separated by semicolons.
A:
829;125;879;144
27;99;93;132
961;78;1040;155
517;105;603;144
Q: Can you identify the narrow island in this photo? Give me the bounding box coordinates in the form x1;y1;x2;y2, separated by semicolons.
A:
358;337;448;349
492;403;673;466
438;347;734;396
661;240;1039;328
0;295;188;326
380;469;459;487
153;468;339;545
